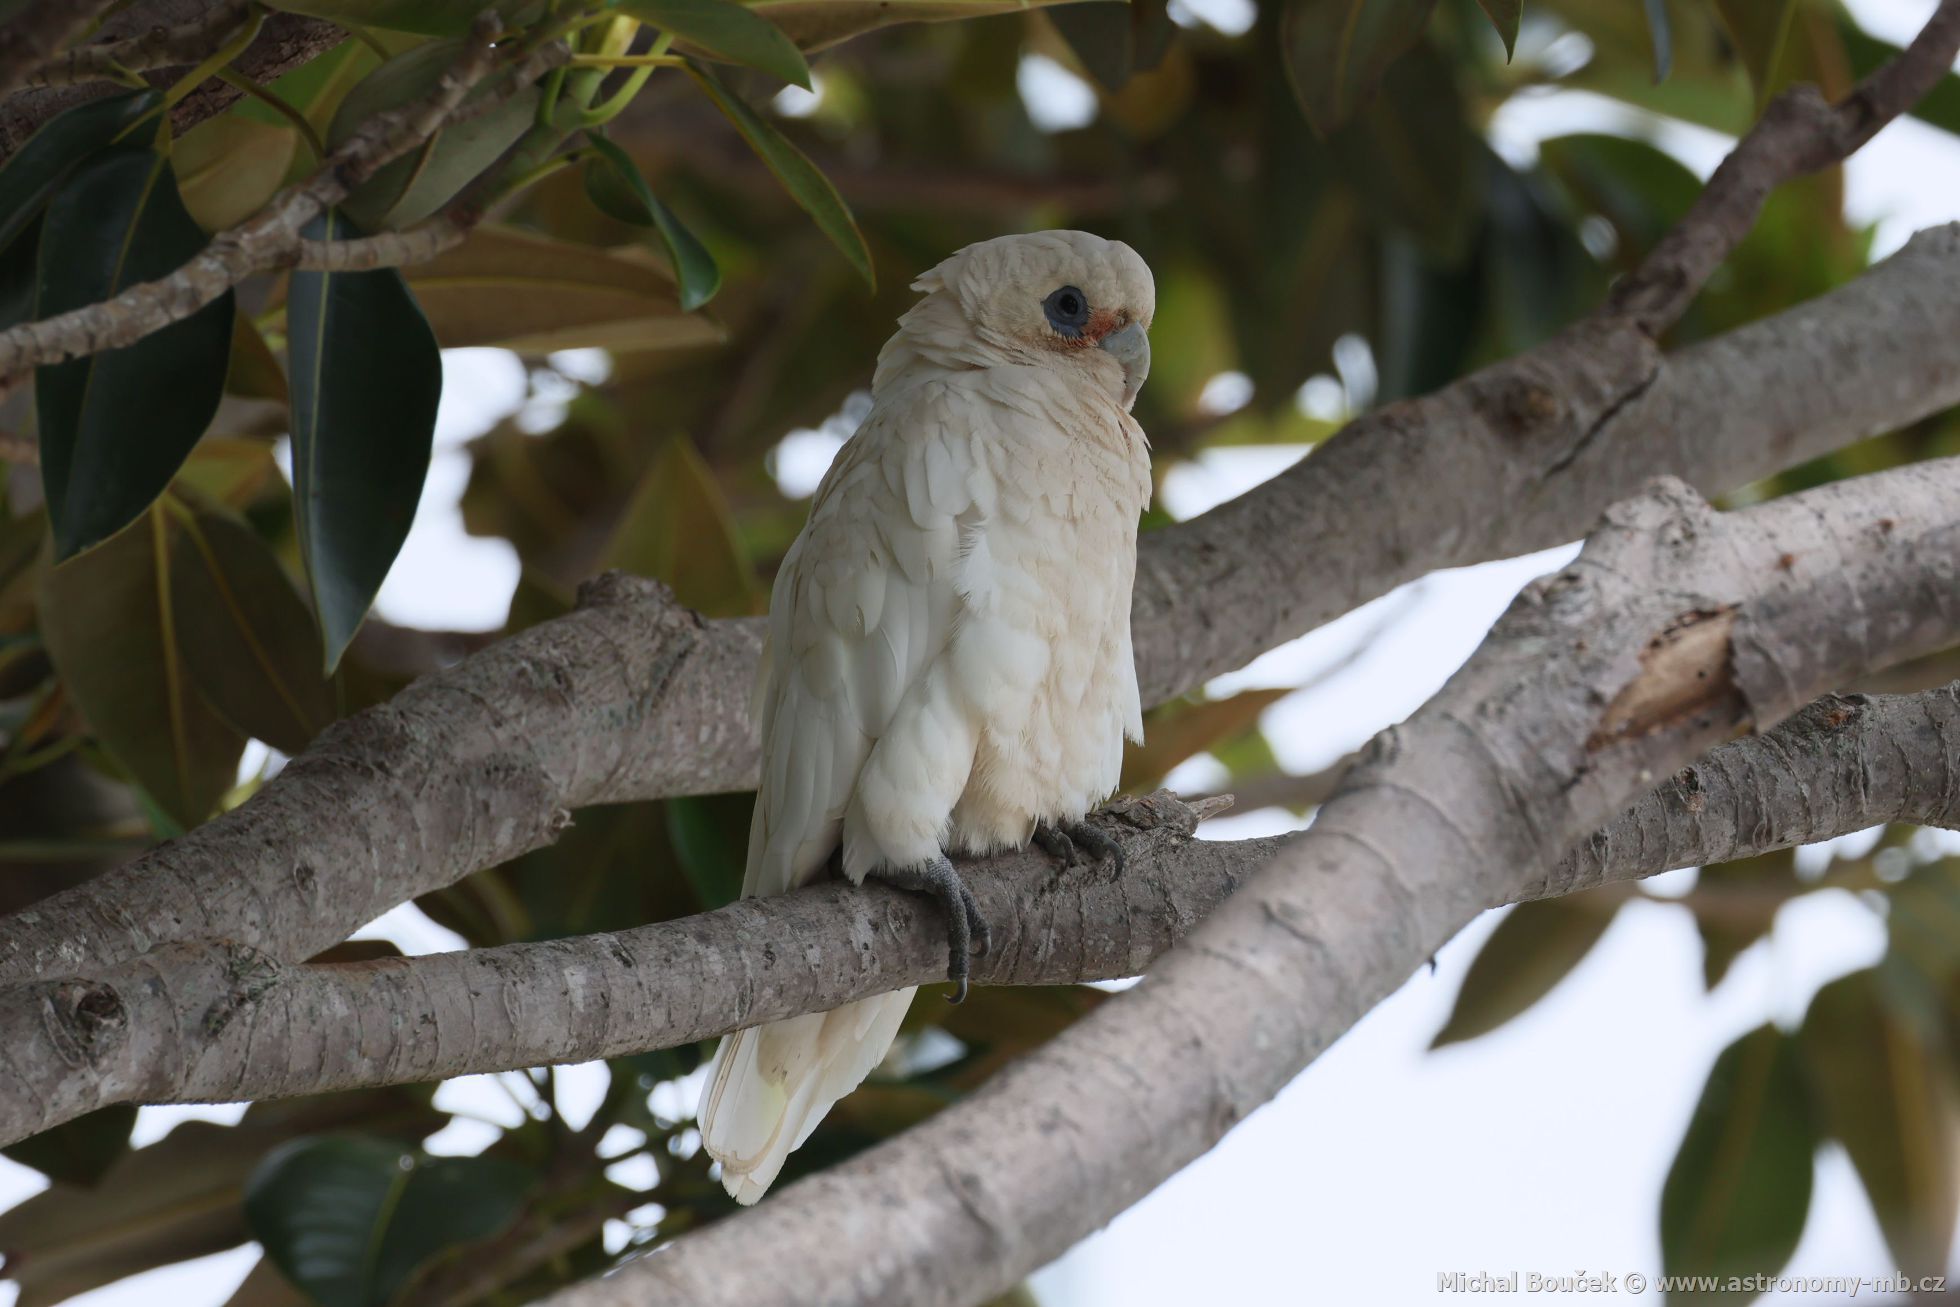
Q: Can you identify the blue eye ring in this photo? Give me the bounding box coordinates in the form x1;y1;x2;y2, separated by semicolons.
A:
1043;285;1090;337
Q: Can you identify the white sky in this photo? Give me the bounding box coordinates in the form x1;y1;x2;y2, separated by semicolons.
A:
8;3;1960;1304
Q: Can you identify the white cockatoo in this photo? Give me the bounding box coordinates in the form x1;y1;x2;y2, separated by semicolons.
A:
698;230;1155;1204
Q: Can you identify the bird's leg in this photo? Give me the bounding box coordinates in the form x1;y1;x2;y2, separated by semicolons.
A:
1033;818;1126;877
868;853;992;1003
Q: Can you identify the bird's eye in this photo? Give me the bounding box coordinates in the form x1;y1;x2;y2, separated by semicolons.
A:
1043;285;1090;337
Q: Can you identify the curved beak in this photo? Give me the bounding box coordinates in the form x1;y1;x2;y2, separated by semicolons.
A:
1098;321;1150;410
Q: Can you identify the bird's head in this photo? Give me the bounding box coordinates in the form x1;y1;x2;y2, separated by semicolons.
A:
898;230;1155;410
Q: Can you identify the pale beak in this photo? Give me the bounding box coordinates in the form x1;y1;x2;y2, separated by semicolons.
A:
1098;321;1150;410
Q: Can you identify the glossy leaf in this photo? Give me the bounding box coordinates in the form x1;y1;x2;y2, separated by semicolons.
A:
1431;894;1621;1047
1326;37;1477;259
245;1137;533;1307
603;435;762;617
1799;969;1960;1277
36;145;235;559
0;90;161;255
0;1092;441;1307
225;311;291;403
170;502;336;753
1279;0;1439;136
1713;0;1796;107
1474;0;1519;59
746;0;1108;53
402;224;721;351
1641;0;1671;82
666;792;754;910
40;504;246;828
264;0;544;35
687;61;874;288
1049;0;1166;92
620;0;811;88
288;209;443;672
1538;132;1700;266
173;113;298;232
580;134;721;310
0;1106;137;1189
1660;1025;1816;1302
330;40;542;231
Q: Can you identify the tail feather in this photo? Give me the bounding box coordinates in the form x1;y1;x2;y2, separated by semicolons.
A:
698;988;917;1204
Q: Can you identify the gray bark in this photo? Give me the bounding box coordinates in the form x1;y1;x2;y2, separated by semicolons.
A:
565;458;1960;1306
1;228;1956;988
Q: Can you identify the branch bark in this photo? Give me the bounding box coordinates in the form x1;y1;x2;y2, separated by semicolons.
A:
0;3;343;158
562;453;1960;1306
0;1;119;100
2;460;1957;1152
0;223;1955;989
25;0;252;87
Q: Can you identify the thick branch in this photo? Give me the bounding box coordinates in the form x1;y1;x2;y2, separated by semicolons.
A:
0;226;1955;988
6;675;1958;1138
569;453;1960;1306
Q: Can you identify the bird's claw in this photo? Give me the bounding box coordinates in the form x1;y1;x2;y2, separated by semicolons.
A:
1034;818;1126;878
869;853;991;1003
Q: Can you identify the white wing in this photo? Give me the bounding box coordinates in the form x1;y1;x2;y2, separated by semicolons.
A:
699;380;999;1202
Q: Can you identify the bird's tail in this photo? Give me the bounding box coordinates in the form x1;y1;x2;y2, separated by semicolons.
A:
697;987;917;1204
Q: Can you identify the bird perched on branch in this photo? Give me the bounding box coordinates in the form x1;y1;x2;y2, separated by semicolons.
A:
698;230;1155;1204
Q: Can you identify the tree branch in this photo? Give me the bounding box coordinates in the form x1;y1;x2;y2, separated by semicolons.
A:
0;224;1954;989
0;14;565;381
25;0;251;87
0;1;119;100
564;451;1960;1306
2;459;1957;1152
0;4;343;159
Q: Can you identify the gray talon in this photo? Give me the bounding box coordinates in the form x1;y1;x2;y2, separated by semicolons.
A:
869;853;988;1002
1035;819;1124;877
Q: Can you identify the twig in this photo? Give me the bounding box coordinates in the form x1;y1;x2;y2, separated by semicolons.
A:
1606;0;1960;332
0;1;119;100
293;212;473;270
0;14;568;383
28;0;253;87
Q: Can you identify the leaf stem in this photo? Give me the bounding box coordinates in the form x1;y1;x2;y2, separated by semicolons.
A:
215;67;328;161
160;4;266;110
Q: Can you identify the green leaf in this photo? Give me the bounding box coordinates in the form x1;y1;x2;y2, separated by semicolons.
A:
170;501;336;753
40;503;247;829
35;145;235;559
666;792;753;910
329;40;542;231
287;209;443;672
0;90;161;255
1474;0;1519;59
1430;894;1621;1047
0;1106;137;1189
1799;969;1960;1278
745;0;1108;53
245;1137;533;1307
580;134;721;310
0;1086;440;1307
173;114;298;233
602;435;761;617
264;0;544;35
1048;0;1160;92
619;0;811;88
1712;0;1796;108
686;61;873;288
1324;37;1477;260
1641;0;1671;82
1279;0;1439;136
400;224;719;351
1538;133;1701;265
1660;1025;1816;1303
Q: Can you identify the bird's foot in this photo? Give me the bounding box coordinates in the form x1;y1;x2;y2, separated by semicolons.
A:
1033;818;1126;879
868;853;991;1003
